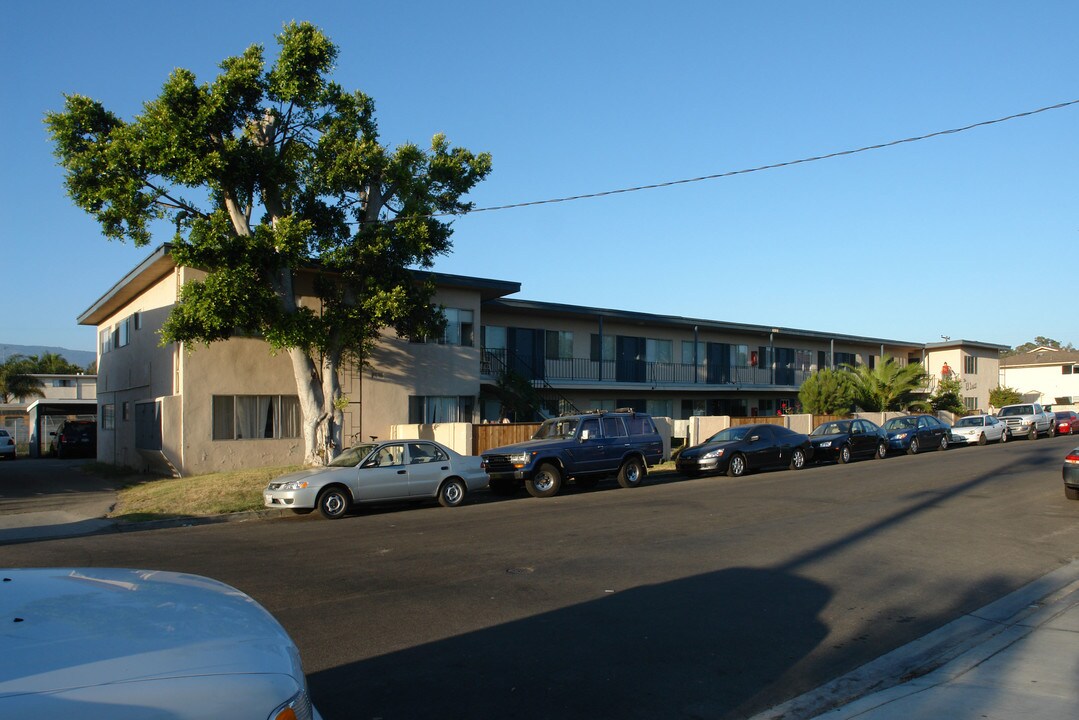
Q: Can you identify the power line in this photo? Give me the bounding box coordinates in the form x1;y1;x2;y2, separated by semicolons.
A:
444;98;1079;218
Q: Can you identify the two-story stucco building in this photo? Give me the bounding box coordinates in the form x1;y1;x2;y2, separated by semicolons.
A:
79;245;1007;475
1000;348;1079;406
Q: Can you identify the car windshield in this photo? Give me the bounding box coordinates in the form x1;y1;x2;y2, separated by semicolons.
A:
999;405;1033;416
0;430;8;437
329;444;377;468
705;426;752;443
811;422;849;436
1056;412;1072;420
954;417;984;427
884;417;917;431
534;418;580;439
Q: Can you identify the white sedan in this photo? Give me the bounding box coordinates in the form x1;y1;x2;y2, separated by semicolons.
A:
0;568;320;719
264;439;488;519
952;414;1009;445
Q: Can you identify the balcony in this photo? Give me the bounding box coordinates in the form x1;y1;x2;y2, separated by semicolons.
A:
481;349;811;389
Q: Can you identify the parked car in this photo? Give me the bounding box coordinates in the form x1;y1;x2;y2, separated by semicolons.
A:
0;429;15;459
675;423;812;477
480;410;663;498
0;567;320;719
808;419;887;463
264;439;487;519
997;402;1055;440
951;414;1009;445
883;415;951;454
49;419;97;458
1054;411;1078;436
1064;447;1079;500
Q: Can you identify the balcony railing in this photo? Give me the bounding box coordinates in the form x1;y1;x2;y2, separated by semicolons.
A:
481;349;811;388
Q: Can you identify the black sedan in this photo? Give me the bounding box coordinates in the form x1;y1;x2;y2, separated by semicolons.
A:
675;423;812;478
809;418;887;464
883;414;951;455
1064;447;1079;501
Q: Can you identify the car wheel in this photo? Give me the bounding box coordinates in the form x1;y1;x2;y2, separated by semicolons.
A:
1000;430;1008;444
977;433;986;446
1066;487;1079;501
316;486;351;519
1029;426;1038;440
526;463;562;498
616;457;646;488
875;442;887;459
1047;424;1056;438
939;434;949;451
438;478;467;507
907;438;920;455
838;444;852;464
789;448;806;470
727;453;748;477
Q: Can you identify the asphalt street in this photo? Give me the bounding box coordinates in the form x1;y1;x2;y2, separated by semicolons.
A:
1;437;1077;719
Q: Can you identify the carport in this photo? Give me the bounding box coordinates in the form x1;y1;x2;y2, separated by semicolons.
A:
25;399;97;458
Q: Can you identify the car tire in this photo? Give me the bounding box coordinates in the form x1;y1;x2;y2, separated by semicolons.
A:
789;448;807;470
526;463;562;498
977;433;986;446
438;478;467;507
875;442;887;459
1066;487;1079;501
1029;426;1038;440
1000;430;1008;443
316;486;351;519
1047;424;1056;438
616;457;646;488
907;438;920;455
727;453;748;477
838;445;852;464
939;435;949;451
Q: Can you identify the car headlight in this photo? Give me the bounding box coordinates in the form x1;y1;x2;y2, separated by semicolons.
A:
892;432;909;440
278;480;309;491
509;452;533;467
817;441;832;448
269;687;314;720
702;448;725;459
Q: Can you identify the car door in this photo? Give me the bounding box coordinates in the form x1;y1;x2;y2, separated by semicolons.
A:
744;425;781;469
353;443;409;501
568;417;607;475
600;416;630;469
918;416;943;447
405;442;451;497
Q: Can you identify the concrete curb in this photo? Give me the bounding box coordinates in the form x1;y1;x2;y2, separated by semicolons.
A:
748;559;1079;720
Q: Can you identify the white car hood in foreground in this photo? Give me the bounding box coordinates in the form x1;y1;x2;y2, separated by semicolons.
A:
0;567;317;719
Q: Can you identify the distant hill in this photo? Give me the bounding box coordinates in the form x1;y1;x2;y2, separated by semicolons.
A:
0;344;96;369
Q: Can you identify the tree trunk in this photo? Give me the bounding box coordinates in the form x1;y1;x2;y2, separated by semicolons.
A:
288;347;328;466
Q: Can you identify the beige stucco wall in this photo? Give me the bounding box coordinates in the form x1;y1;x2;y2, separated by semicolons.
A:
923;347;1001;412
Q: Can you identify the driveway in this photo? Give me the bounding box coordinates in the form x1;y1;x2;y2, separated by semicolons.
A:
0;458;120;543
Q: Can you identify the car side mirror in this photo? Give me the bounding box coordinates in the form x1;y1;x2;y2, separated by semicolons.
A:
580;429;591;441
749;434;759;443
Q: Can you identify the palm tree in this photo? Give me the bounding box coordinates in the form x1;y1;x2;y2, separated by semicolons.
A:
844;356;930;412
0;355;45;403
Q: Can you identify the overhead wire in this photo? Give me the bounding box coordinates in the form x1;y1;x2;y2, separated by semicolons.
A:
424;98;1079;220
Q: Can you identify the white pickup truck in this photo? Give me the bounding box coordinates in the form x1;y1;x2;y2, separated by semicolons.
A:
997;403;1056;440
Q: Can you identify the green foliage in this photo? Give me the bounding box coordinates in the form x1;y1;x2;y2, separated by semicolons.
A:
798;368;854;415
1004;337;1075;356
931;376;966;415
989;385;1023;407
0;355;45;403
490;369;545;422
46;22;492;460
845;356;930;412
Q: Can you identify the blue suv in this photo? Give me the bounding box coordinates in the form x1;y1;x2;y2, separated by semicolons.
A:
481;410;664;498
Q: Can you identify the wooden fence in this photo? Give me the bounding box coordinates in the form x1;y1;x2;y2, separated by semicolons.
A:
473;423;542;455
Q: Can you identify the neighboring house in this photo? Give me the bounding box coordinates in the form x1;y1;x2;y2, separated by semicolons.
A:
0;373;97;456
79;245;1006;476
920;340;1011;413
1000;348;1079;406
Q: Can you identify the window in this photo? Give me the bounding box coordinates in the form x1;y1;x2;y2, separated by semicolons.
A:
483;325;507;350
212;395;301;440
835;352;857;368
101;404;115;431
408;442;448;464
964;356;977;374
1063;365;1076;375
408;396;474;424
545;330;573;360
591;334;615;362
442;308;474;346
601;417;627;438
795;349;813;372
681;399;706;417
964;397;978;411
122;402;130;421
646;399;672;418
588;399;617;411
99;327;112;354
645;338;672;364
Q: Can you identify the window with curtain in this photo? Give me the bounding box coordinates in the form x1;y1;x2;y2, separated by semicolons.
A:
212;395;301;440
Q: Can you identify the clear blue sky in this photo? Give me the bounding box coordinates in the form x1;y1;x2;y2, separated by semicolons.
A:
3;1;1076;353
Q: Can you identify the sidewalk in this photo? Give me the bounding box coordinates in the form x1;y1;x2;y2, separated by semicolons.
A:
752;560;1079;720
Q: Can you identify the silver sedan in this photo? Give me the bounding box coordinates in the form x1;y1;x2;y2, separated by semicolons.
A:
264;440;488;519
952;414;1009;445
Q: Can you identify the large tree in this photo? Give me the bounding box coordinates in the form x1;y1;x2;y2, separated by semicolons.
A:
47;22;491;464
844;356;930;412
798;368;854;415
0;355;45;404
